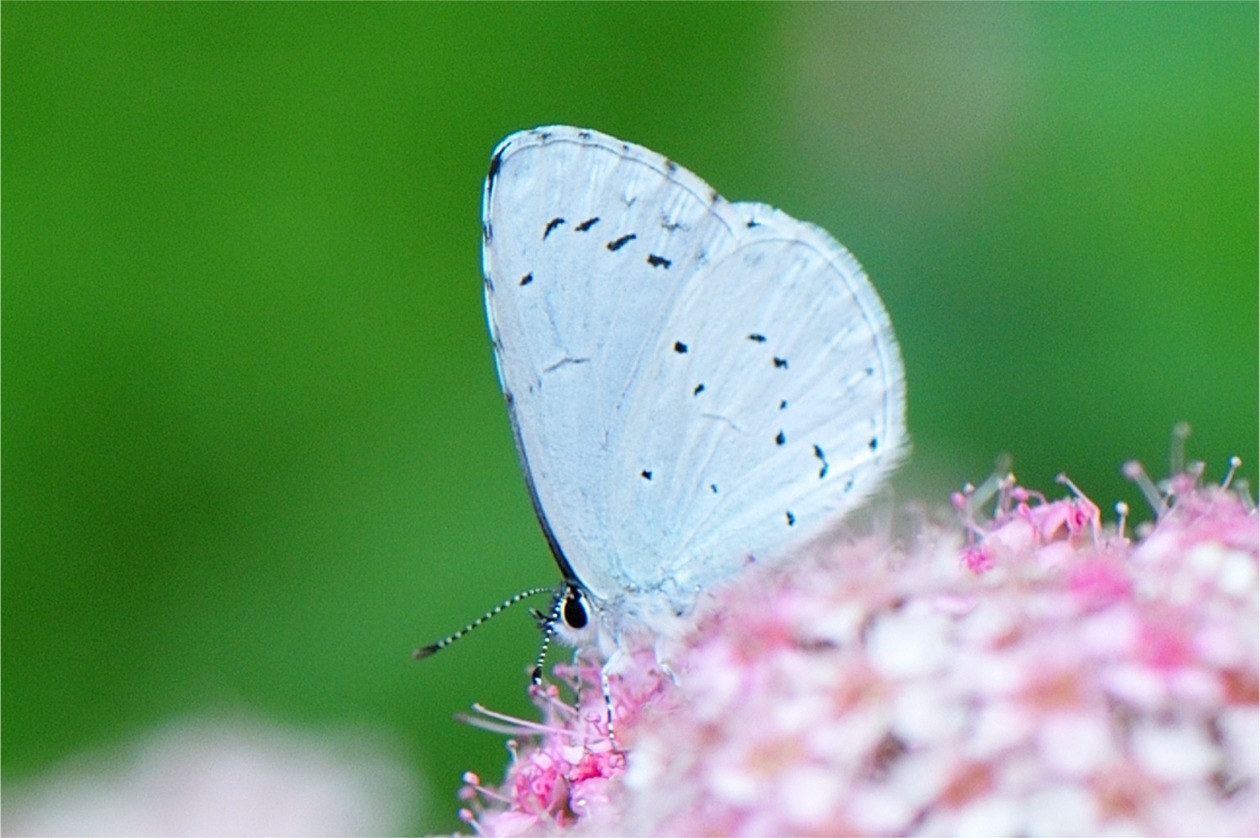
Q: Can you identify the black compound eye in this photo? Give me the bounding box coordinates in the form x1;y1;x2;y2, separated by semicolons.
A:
562;588;589;630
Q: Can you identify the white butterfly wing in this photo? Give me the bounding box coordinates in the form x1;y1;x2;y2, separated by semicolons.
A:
482;126;906;610
610;205;906;593
483;127;750;600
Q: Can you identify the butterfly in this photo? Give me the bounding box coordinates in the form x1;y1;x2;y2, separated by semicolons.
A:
473;126;907;662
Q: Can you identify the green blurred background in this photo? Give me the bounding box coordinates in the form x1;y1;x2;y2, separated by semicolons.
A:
4;3;1256;834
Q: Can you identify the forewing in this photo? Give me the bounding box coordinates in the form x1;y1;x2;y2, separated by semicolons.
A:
481;127;751;599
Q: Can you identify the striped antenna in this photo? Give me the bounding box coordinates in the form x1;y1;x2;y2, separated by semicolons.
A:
530;586;571;684
413;586;557;660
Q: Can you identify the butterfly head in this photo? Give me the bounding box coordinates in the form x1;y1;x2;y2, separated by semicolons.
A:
546;581;600;649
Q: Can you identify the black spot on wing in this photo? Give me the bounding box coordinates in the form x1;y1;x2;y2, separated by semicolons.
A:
746;219;760;229
665;159;678;175
519;272;534;286
647;254;672;269
786;510;796;526
870;437;879;451
641;470;653;480
773;356;789;369
482;221;492;245
813;444;829;479
710;483;719;493
775;430;786;446
607;233;637;252
748;333;767;343
673;341;688;354
693;383;705;396
577;130;593;141
575;217;600;232
543;217;565;240
779;400;788;410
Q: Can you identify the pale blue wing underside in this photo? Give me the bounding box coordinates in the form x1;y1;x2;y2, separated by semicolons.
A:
482;126;906;612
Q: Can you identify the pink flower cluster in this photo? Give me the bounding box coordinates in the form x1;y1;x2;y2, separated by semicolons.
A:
461;463;1257;836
